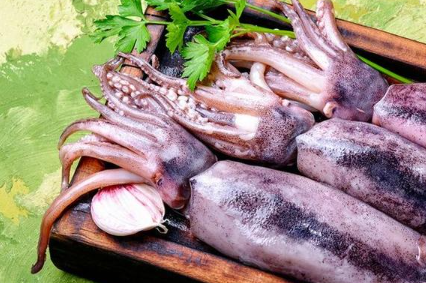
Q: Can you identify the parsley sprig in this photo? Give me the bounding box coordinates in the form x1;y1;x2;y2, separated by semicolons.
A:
92;0;295;89
92;0;412;90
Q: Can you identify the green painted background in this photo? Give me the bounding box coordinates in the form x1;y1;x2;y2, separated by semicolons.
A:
1;0;426;282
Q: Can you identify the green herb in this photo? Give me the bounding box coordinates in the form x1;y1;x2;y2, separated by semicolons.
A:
181;35;217;88
147;0;295;89
92;0;412;89
357;55;413;84
92;0;152;53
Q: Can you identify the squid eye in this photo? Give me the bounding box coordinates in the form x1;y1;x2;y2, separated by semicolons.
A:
156;178;163;186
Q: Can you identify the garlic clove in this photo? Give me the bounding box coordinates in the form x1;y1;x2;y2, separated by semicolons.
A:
91;183;167;236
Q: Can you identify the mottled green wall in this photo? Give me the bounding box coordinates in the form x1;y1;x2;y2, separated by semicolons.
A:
0;0;425;282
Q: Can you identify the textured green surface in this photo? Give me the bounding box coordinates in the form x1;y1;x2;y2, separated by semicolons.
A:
1;0;426;282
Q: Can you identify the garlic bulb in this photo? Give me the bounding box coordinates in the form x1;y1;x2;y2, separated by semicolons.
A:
91;183;167;236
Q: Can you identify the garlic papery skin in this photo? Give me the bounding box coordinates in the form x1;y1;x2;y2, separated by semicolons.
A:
91;183;167;236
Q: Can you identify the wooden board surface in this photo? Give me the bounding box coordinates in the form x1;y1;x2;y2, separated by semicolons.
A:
49;3;426;283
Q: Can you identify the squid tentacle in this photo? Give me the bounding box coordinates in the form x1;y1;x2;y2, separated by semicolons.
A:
59;140;157;190
193;86;277;114
31;169;146;274
118;53;278;114
118;52;188;91
279;2;332;70
250;62;273;91
171;113;254;142
265;71;323;109
103;86;168;118
82;88;168;136
58;119;158;156
196;106;235;127
105;86;252;142
223;46;326;92
316;0;350;52
291;0;340;57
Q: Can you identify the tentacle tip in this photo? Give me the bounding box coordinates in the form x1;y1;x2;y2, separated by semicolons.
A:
57;139;65;150
31;260;44;274
82;88;101;101
81;87;90;95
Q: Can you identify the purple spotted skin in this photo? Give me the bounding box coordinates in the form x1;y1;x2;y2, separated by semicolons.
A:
373;83;426;148
188;160;426;283
297;118;426;234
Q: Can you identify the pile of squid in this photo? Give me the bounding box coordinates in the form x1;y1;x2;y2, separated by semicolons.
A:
32;0;426;282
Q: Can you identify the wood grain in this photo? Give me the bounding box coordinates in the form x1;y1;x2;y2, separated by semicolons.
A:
50;200;290;283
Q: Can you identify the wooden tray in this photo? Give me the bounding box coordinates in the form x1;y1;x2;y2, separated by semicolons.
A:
49;2;426;283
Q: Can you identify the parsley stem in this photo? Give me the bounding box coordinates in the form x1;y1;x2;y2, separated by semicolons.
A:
233;4;412;83
239;24;295;37
224;0;290;24
231;31;247;38
245;3;291;24
194;11;217;22
357;55;412;83
189;20;221;26
145;20;172;25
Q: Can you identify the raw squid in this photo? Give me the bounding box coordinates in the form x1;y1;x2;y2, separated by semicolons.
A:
222;0;389;121
373;83;426;148
94;53;314;167
189;160;426;283
296;118;426;233
31;89;216;274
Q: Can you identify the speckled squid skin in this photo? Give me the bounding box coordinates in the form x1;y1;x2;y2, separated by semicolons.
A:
373;83;426;148
188;161;426;283
296;118;426;233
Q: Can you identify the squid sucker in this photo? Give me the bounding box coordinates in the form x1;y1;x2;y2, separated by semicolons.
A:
188;161;426;283
94;53;315;167
373;83;426;148
222;0;389;121
296;118;426;233
31;89;217;274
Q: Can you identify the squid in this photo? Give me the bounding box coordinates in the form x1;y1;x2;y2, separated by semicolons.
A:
373;83;426;148
222;0;389;121
189;160;426;283
296;118;426;234
93;53;315;167
31;89;216;273
33;89;426;281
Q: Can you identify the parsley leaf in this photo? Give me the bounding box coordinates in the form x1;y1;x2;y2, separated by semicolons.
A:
182;0;247;89
118;0;145;18
166;23;187;53
205;0;246;51
116;24;151;53
181;0;225;12
92;16;140;43
206;19;232;51
92;0;151;53
182;35;216;90
234;0;246;18
165;3;190;53
145;0;179;11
